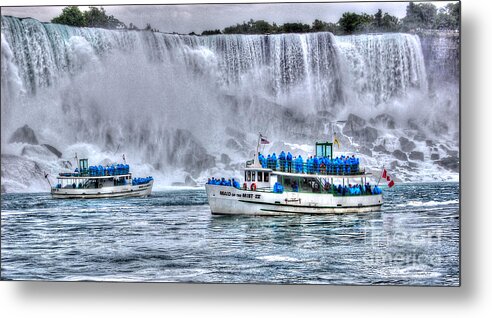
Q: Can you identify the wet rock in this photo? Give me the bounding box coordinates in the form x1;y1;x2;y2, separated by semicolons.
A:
446;149;459;157
1;154;46;192
343;114;378;145
226;138;242;151
431;121;449;135
431;153;440;160
399;137;416;152
440;145;459;157
225;127;246;142
359;146;372;157
316;110;335;118
414;133;426;141
220;153;231;165
369;114;395;129
374;144;390;154
408;119;419;130
392;150;408;161
409;151;424;161
426;140;435;147
436;156;459;172
9;125;39;145
184;175;197;187
166;129;215;176
21;145;57;159
42;144;62;158
343;114;366;133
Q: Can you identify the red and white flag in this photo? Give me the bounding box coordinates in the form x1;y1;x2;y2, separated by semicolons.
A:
260;134;270;144
382;169;395;188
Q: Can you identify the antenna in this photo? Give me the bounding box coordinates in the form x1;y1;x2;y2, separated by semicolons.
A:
44;171;52;188
75;152;80;171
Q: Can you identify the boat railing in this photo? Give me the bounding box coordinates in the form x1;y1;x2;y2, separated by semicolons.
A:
59;170;131;177
248;159;365;176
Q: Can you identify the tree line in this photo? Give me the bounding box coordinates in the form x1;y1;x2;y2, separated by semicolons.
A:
50;2;459;35
200;2;459;35
51;6;159;31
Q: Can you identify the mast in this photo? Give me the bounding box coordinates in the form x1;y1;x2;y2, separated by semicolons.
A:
75;152;79;171
254;133;261;167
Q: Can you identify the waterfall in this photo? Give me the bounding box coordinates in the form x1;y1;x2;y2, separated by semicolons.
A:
0;16;458;191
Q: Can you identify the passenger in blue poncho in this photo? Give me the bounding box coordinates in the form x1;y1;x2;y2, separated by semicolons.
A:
259;153;266;168
286;152;293;172
279;151;286;172
292;181;298;192
313;156;319;173
271;153;277;170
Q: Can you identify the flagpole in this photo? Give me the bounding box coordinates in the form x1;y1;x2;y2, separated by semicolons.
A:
256;132;261;166
376;165;384;187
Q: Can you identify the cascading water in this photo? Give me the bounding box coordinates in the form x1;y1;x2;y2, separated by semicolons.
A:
1;16;459;192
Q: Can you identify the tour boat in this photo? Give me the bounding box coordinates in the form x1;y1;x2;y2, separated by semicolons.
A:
49;156;153;199
205;135;383;215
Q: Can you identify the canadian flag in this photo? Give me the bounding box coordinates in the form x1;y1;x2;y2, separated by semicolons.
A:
382;169;395;188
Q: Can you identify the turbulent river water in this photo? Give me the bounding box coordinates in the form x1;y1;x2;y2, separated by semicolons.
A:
1;182;459;285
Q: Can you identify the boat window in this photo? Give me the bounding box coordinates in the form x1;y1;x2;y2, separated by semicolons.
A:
283;177;292;186
247;171;251;182
258;171;263;182
252;171;256;182
264;172;269;182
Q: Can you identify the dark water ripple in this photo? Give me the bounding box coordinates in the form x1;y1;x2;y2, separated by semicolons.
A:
1;184;459;285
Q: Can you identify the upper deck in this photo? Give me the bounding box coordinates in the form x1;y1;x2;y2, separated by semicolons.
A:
246;141;369;179
57;173;132;180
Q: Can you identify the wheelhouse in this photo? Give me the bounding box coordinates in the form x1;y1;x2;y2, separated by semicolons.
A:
244;167;273;190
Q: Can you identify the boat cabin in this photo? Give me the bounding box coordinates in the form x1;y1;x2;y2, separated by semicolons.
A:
244;167;275;191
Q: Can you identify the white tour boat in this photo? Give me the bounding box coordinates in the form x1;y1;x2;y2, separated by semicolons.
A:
205;135;383;215
49;156;153;199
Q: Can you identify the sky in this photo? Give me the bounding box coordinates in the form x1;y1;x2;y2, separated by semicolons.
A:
1;1;457;34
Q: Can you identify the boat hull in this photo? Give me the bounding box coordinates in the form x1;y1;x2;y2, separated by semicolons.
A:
51;181;153;199
206;184;382;216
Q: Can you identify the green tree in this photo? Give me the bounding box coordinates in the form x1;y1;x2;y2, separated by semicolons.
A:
251;20;274;34
201;29;222;35
281;22;311;33
338;12;372;34
83;6;125;29
434;2;460;30
312;19;339;33
381;13;400;32
402;2;437;30
374;9;383;28
51;6;86;27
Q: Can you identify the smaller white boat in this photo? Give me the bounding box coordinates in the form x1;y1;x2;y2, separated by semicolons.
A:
48;156;153;199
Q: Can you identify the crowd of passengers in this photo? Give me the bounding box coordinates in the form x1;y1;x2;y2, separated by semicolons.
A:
258;152;360;175
207;177;241;188
207;177;382;195
72;164;130;176
285;180;382;195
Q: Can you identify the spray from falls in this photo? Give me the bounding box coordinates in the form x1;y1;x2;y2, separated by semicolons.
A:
1;16;459;192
